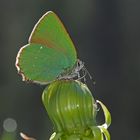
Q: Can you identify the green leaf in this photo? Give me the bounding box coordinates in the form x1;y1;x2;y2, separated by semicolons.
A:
90;126;102;140
98;126;110;140
50;132;62;140
96;100;111;128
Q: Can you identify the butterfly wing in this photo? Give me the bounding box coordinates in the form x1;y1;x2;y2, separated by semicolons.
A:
16;11;77;84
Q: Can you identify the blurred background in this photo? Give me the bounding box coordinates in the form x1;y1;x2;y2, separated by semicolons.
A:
0;0;140;139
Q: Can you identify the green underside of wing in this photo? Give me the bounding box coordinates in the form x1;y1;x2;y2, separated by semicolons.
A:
18;44;76;84
29;11;77;64
16;11;78;84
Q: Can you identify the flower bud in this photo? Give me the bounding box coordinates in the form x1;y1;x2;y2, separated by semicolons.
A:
42;80;97;134
42;80;111;140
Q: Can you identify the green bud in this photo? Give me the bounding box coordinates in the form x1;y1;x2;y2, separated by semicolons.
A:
42;80;96;132
42;80;111;140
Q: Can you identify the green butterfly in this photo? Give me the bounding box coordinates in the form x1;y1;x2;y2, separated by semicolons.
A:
16;11;84;84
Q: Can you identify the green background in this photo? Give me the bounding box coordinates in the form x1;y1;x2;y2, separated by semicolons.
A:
0;0;140;139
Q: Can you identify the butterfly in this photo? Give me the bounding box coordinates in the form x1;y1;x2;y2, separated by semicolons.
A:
16;11;85;84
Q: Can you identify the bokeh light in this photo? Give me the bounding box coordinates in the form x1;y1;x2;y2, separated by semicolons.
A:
3;118;17;132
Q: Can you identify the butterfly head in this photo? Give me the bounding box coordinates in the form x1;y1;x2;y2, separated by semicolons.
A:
57;59;86;81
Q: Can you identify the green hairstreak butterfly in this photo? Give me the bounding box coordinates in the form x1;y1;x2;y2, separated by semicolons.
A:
16;11;85;84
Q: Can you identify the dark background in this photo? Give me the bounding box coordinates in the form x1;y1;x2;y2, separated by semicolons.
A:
0;0;140;139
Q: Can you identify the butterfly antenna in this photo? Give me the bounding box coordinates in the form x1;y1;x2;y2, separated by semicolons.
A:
84;66;96;86
77;71;87;81
82;67;87;84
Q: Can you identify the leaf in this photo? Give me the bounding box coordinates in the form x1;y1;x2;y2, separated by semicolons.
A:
96;100;111;129
98;126;110;140
90;126;102;140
